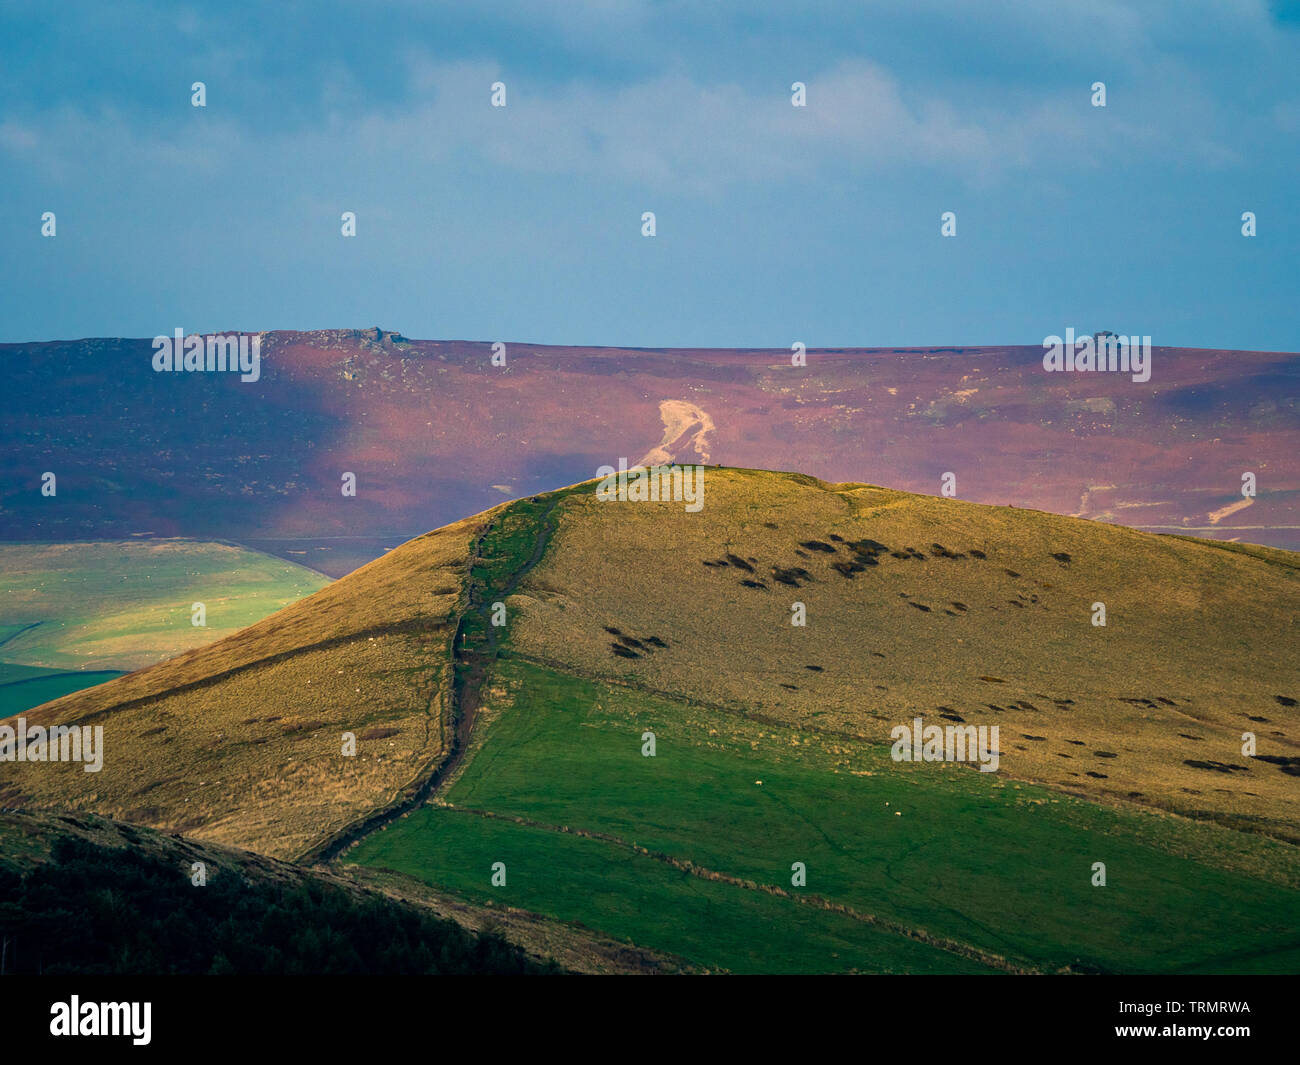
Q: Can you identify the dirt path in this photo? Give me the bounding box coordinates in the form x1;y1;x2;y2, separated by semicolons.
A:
444;497;562;796
303;495;564;866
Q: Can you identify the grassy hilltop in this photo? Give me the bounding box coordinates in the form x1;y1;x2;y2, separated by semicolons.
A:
7;468;1299;972
504;468;1300;837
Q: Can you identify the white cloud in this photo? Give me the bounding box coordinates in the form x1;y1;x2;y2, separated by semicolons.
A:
0;51;1256;198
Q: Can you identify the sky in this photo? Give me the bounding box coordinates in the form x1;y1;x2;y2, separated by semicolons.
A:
1;0;1298;350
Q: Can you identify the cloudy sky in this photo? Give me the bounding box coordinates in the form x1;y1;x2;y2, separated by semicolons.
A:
2;0;1298;349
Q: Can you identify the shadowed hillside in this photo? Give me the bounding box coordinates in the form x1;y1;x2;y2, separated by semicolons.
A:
0;810;557;975
3;333;1297;576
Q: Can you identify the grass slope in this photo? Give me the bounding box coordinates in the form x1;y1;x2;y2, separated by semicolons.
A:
349;804;992;974
0;810;556;974
0;666;124;719
0;514;489;858
349;657;1300;974
508;468;1300;840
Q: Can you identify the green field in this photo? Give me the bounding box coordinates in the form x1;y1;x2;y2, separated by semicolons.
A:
0;661;68;685
0;664;125;719
0;540;330;716
348;657;1300;974
344;493;1300;974
352;801;992;973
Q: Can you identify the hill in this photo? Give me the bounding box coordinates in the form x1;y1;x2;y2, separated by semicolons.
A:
504;468;1300;838
2;332;1296;578
0;809;684;974
0;513;485;857
0;809;560;974
6;469;1299;972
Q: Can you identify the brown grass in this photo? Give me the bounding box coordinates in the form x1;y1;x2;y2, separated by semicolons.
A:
3;511;496;858
507;468;1300;839
9;468;1299;856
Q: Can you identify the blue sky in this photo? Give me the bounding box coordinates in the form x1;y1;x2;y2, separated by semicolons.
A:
2;0;1298;349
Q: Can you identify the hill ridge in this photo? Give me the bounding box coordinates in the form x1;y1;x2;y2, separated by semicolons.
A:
5;467;1299;860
